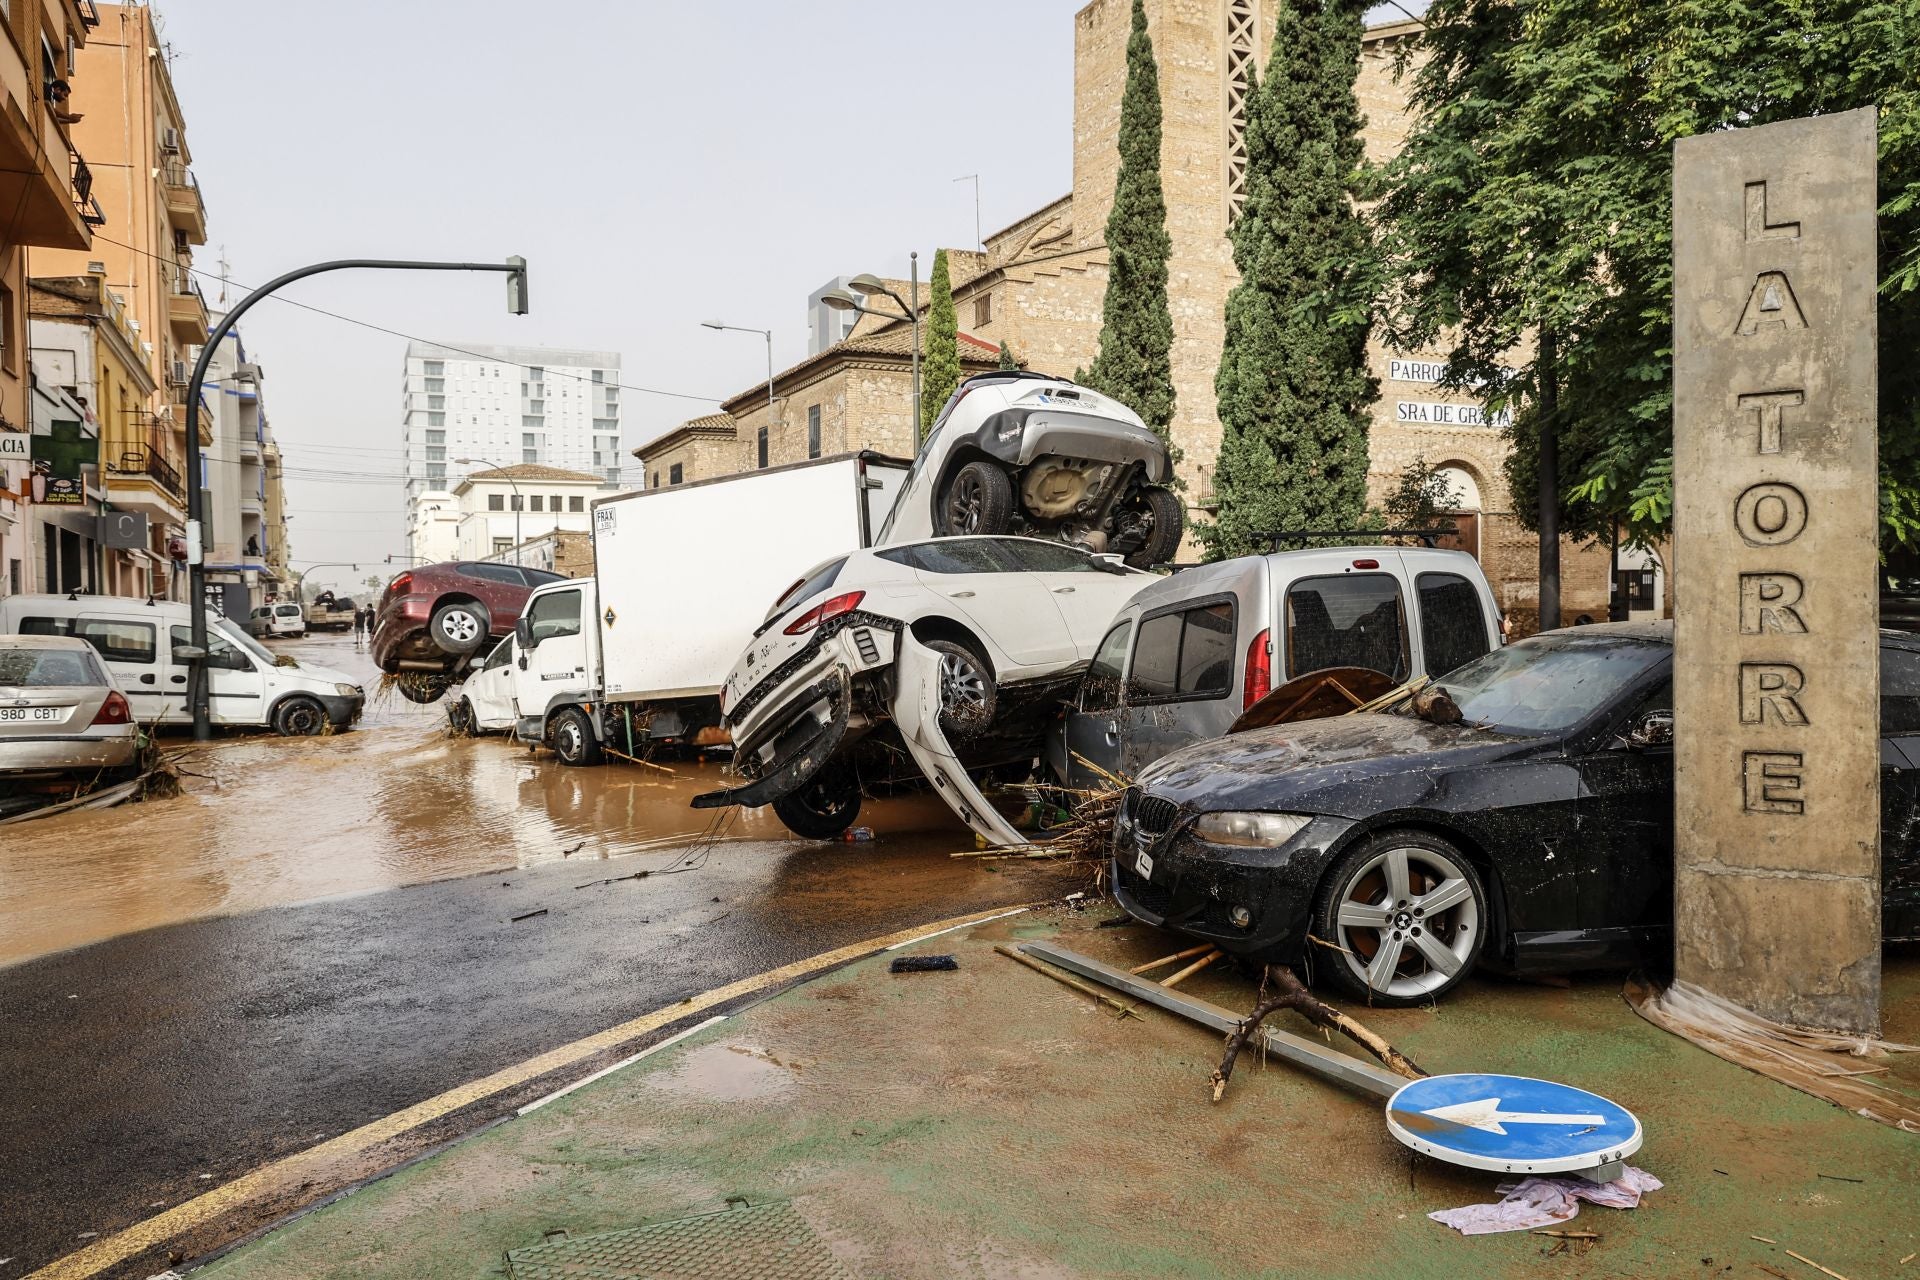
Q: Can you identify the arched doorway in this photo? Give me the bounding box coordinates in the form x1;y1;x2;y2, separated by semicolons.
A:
1430;463;1484;560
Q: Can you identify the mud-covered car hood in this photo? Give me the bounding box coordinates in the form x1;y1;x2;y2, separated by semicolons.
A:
1133;712;1541;818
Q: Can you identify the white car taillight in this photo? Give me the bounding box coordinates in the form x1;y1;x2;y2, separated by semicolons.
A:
783;591;866;636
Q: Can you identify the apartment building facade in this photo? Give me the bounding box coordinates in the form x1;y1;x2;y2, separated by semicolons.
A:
400;341;621;561
0;0;100;599
200;318;288;621
33;1;211;599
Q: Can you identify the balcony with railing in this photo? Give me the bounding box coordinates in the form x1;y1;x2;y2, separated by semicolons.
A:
163;161;208;244
168;269;210;344
105;443;187;520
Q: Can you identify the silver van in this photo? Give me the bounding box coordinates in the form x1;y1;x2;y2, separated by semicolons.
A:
1051;546;1502;786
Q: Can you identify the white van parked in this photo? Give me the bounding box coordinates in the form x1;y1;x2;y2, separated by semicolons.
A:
251;602;307;638
0;595;365;735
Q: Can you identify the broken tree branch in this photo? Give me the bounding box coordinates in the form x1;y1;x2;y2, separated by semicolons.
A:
1210;964;1425;1102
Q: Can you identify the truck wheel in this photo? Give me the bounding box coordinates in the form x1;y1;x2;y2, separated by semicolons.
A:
429;600;489;656
551;706;604;766
927;639;997;742
1119;485;1185;568
940;461;1014;536
773;767;862;840
273;695;329;737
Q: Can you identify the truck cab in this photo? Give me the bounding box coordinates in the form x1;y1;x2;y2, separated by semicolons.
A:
511;578;602;763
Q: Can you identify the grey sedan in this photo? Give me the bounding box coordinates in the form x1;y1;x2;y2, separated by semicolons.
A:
0;635;140;779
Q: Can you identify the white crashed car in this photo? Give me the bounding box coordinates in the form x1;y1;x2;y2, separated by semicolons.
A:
876;370;1184;568
693;535;1153;841
447;635;519;736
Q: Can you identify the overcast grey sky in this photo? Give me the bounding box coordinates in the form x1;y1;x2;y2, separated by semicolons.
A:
158;1;1412;593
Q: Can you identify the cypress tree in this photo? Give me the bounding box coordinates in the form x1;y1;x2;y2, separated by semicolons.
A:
920;248;960;440
997;340;1019;371
1204;0;1376;561
1082;0;1175;437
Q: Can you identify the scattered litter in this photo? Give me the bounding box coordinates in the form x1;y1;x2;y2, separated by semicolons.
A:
889;955;958;973
995;944;1139;1020
1784;1248;1851;1280
1627;977;1920;1131
510;908;549;923
1096;915;1132;928
839;826;874;843
1815;1172;1865;1183
76;1232;96;1239
561;841;585;857
1899;1251;1915;1264
1753;1236;1777;1244
1532;1229;1598;1240
575;869;651;890
1428;1166;1662;1236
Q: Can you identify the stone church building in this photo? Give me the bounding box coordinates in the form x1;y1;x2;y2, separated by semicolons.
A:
641;2;1623;629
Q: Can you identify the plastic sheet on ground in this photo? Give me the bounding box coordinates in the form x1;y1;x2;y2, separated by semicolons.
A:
1429;1166;1663;1236
1625;976;1920;1132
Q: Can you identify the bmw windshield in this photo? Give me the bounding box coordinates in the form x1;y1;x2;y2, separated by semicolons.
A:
1427;632;1668;734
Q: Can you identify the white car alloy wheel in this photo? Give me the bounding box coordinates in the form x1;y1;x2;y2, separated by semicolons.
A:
939;650;989;714
1330;840;1482;1002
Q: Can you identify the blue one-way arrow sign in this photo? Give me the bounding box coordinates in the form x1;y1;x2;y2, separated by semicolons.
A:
1386;1073;1642;1175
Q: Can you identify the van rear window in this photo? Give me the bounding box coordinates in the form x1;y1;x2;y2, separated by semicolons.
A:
1285;574;1407;681
1417;572;1491;678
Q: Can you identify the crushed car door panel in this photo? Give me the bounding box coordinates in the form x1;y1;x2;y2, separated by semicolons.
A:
1056;620;1131;789
894;633;1028;847
1117;600;1240;776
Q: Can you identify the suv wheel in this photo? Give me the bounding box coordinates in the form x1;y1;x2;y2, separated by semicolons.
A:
551;706;604;766
1309;829;1487;1007
1115;485;1185;568
772;766;863;840
940;461;1014;536
394;672;453;704
430;600;489;655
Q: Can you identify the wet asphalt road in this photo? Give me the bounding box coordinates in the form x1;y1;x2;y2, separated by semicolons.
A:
0;636;1076;1276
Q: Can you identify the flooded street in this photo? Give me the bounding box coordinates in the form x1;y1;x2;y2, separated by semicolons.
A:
0;633;1079;1273
0;633;974;967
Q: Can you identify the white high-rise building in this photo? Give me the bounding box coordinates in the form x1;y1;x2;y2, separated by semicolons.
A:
401;341;622;557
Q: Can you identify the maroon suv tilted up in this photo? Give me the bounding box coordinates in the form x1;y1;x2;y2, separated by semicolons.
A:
371;561;565;702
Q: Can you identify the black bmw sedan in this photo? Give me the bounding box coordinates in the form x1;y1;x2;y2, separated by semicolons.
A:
1112;622;1920;1006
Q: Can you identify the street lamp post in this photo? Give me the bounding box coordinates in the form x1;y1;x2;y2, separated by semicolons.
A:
182;255;528;741
820;259;923;436
455;457;521;567
701;320;774;439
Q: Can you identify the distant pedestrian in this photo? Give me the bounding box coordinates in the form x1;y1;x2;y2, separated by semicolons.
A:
354;607;370;645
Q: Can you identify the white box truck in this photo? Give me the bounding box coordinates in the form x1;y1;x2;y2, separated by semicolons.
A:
502;451;907;763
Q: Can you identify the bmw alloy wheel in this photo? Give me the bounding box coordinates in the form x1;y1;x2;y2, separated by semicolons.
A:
1332;842;1481;1001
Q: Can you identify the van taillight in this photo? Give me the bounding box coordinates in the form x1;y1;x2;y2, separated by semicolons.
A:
1243;629;1272;710
1352;558;1380;570
784;591;866;635
91;691;131;726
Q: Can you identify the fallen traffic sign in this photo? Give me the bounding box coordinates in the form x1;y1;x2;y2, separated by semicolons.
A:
1386;1073;1641;1176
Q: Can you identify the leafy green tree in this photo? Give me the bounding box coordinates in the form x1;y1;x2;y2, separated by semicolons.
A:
1380;456;1465;530
1203;0;1377;560
1379;0;1920;593
920;248;959;440
1082;0;1176;437
997;340;1019;370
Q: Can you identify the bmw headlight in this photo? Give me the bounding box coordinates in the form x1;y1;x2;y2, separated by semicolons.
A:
1193;811;1312;848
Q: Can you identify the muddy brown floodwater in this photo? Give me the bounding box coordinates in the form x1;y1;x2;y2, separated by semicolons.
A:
0;632;981;968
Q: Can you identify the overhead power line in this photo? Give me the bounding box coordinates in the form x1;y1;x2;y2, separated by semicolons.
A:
85;230;728;405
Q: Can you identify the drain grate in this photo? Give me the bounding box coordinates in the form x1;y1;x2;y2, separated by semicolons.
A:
504;1200;853;1279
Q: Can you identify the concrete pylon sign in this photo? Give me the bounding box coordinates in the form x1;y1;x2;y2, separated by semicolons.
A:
1672;108;1881;1034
